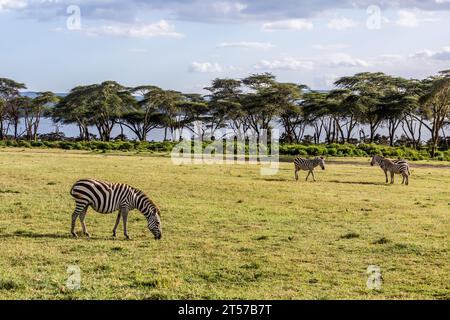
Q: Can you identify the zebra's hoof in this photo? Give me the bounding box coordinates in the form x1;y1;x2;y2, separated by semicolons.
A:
71;232;78;238
125;235;132;240
85;233;91;239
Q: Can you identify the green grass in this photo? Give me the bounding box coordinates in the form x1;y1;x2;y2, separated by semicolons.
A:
0;148;449;300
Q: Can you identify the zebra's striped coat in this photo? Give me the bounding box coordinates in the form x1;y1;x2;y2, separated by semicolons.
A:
294;157;326;181
70;179;162;239
370;155;410;185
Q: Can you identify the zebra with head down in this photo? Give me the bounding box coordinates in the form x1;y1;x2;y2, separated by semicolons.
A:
370;155;410;185
70;179;162;240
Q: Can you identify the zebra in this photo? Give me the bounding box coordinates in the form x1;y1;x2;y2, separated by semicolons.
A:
70;179;162;240
294;157;326;181
370;155;410;184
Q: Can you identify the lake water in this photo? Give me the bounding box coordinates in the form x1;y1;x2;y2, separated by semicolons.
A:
14;118;432;142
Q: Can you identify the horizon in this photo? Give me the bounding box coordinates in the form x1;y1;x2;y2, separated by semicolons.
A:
1;1;449;94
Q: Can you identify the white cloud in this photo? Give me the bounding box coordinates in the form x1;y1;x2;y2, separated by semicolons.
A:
189;62;224;73
262;19;313;31
212;1;247;14
82;20;183;38
396;10;419;27
218;41;274;49
411;46;450;60
327;53;371;67
314;73;339;89
313;43;349;50
0;0;27;10
254;57;314;71
396;9;439;27
376;54;403;61
327;17;358;30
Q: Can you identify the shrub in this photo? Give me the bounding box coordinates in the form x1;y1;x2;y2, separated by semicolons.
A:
59;141;73;150
118;142;134;151
17;141;31;148
31;141;45;148
326;147;337;156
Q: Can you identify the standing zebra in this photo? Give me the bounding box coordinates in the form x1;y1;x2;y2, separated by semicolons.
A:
294;157;326;181
370;155;410;184
70;179;162;240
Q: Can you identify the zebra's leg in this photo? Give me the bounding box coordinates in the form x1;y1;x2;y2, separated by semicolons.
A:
311;170;316;182
305;171;311;181
121;209;131;240
71;212;79;238
79;210;91;239
384;169;388;183
112;212;121;238
295;167;299;181
71;201;88;238
390;171;395;184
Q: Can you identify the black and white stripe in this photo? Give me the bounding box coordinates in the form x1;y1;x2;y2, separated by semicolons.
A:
70;179;162;239
294;157;326;181
370;155;410;185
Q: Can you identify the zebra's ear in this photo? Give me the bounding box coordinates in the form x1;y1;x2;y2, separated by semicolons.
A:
320;156;324;160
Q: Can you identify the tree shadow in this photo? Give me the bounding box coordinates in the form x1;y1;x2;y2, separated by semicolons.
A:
328;180;386;186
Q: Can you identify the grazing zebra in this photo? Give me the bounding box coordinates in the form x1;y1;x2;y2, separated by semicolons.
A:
370;155;410;184
294;157;326;181
70;179;162;240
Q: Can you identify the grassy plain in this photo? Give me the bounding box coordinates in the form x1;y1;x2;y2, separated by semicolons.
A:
0;148;448;299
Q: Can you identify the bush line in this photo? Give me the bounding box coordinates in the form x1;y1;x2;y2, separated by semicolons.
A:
1;140;449;161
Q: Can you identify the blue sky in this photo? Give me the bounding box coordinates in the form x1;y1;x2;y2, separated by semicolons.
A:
1;0;449;93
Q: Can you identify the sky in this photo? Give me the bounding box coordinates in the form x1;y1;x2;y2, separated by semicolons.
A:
0;0;449;93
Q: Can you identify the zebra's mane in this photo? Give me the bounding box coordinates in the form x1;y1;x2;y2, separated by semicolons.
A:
133;187;160;216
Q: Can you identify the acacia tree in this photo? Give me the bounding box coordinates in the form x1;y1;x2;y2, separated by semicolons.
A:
276;83;306;143
205;78;244;138
53;86;93;140
417;71;450;157
8;96;31;140
301;91;329;144
241;73;287;140
178;93;210;140
377;77;419;147
325;89;365;143
22;92;58;141
87;81;134;141
335;72;391;142
0;78;26;139
120;86;164;141
152;89;186;141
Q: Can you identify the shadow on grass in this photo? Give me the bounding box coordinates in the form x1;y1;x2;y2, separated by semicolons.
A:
0;231;69;239
0;231;141;241
328;180;386;186
261;177;291;182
